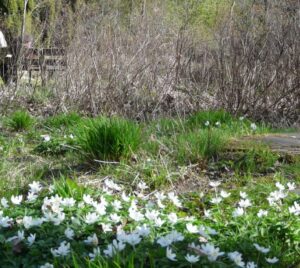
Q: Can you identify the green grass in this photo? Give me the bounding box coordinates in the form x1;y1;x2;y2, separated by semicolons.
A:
75;116;141;162
7;110;33;131
43;112;82;129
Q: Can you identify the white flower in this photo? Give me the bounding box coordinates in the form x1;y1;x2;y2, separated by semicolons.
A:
112;200;122;211
209;181;221;188
200;243;225;262
121;192;130;202
27;192;38;202
155;192;166;201
40;263;54;268
64;227;74;240
28;181;42;194
104;239;126;257
239;116;245;121
85;212;99;224
211;196;222;204
137;181;148;190
257;209;268;218
129;207;144;222
23;216;44;229
250;123;257;131
166;247;177;261
110;213;121;223
186;223;199;234
83;194;94;205
168;213;178;224
287;182;296;191
157;231;184;247
11;195;23;205
228;251;245;267
93;202;106;216
84;233;98;246
220;190;231;198
1;198;9;208
240;192;248;199
104;179;122;191
145;210;160;221
154;217;165;227
253;243;270;254
125;233;142;246
233;207;244;217
61;198;76;207
134;224;150;237
185;254;199;263
27;233;36;246
238;199;252;208
0;213;13;227
204;209;211;218
17;230;25;240
266;257;279;264
89;247;101;261
246;262;257;268
207;227;218;235
168;192;182;207
205;121;210;126
101;223;112;232
215;121;221;127
41;134;51;142
289;202;300;216
51;241;70;257
275;182;285;191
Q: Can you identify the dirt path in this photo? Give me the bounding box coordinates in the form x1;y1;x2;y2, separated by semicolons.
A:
260;133;300;155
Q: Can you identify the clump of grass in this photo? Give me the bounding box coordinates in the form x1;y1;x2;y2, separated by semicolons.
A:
175;128;227;163
43;112;81;129
8;110;33;131
76;116;141;161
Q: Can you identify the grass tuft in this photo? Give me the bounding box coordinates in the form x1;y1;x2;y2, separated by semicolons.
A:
76;117;141;162
8;110;33;131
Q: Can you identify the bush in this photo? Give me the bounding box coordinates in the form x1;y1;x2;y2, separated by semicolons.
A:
76;117;141;161
8;110;33;131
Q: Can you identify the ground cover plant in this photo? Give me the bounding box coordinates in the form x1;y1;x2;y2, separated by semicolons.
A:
0;111;299;267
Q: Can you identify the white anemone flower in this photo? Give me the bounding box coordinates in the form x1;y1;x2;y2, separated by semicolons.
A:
110;213;121;223
185;254;200;263
61;198;76;207
145;210;160;221
137;181;148;190
287;182;296;191
84;233;98;246
200;243;225;262
232;207;244;217
205;121;210;126
104;179;122;191
266;257;279;264
134;224;150;237
1;197;9;208
11;195;23;205
83;194;94;205
64;227;74;240
253;243;270;254
220;190;231;198
289;202;300;216
238;199;252;208
125;233;142;246
112;200;122;211
186;223;199;234
168;192;182;207
240;192;248;199
27;192;38;202
27;233;36;246
85;212;99;224
257;209;268;218
275;182;285;191
51;241;70;257
40;263;54;268
168;213;178;224
246;262;257;268
209;181;221;188
211;196;222;204
166;247;177;261
89;247;101;261
28;181;42;194
228;251;245;267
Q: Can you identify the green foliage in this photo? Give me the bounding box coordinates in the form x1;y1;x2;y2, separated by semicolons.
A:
232;146;279;174
76;117;141;162
8;110;33;131
175;128;227;163
43;112;81;129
